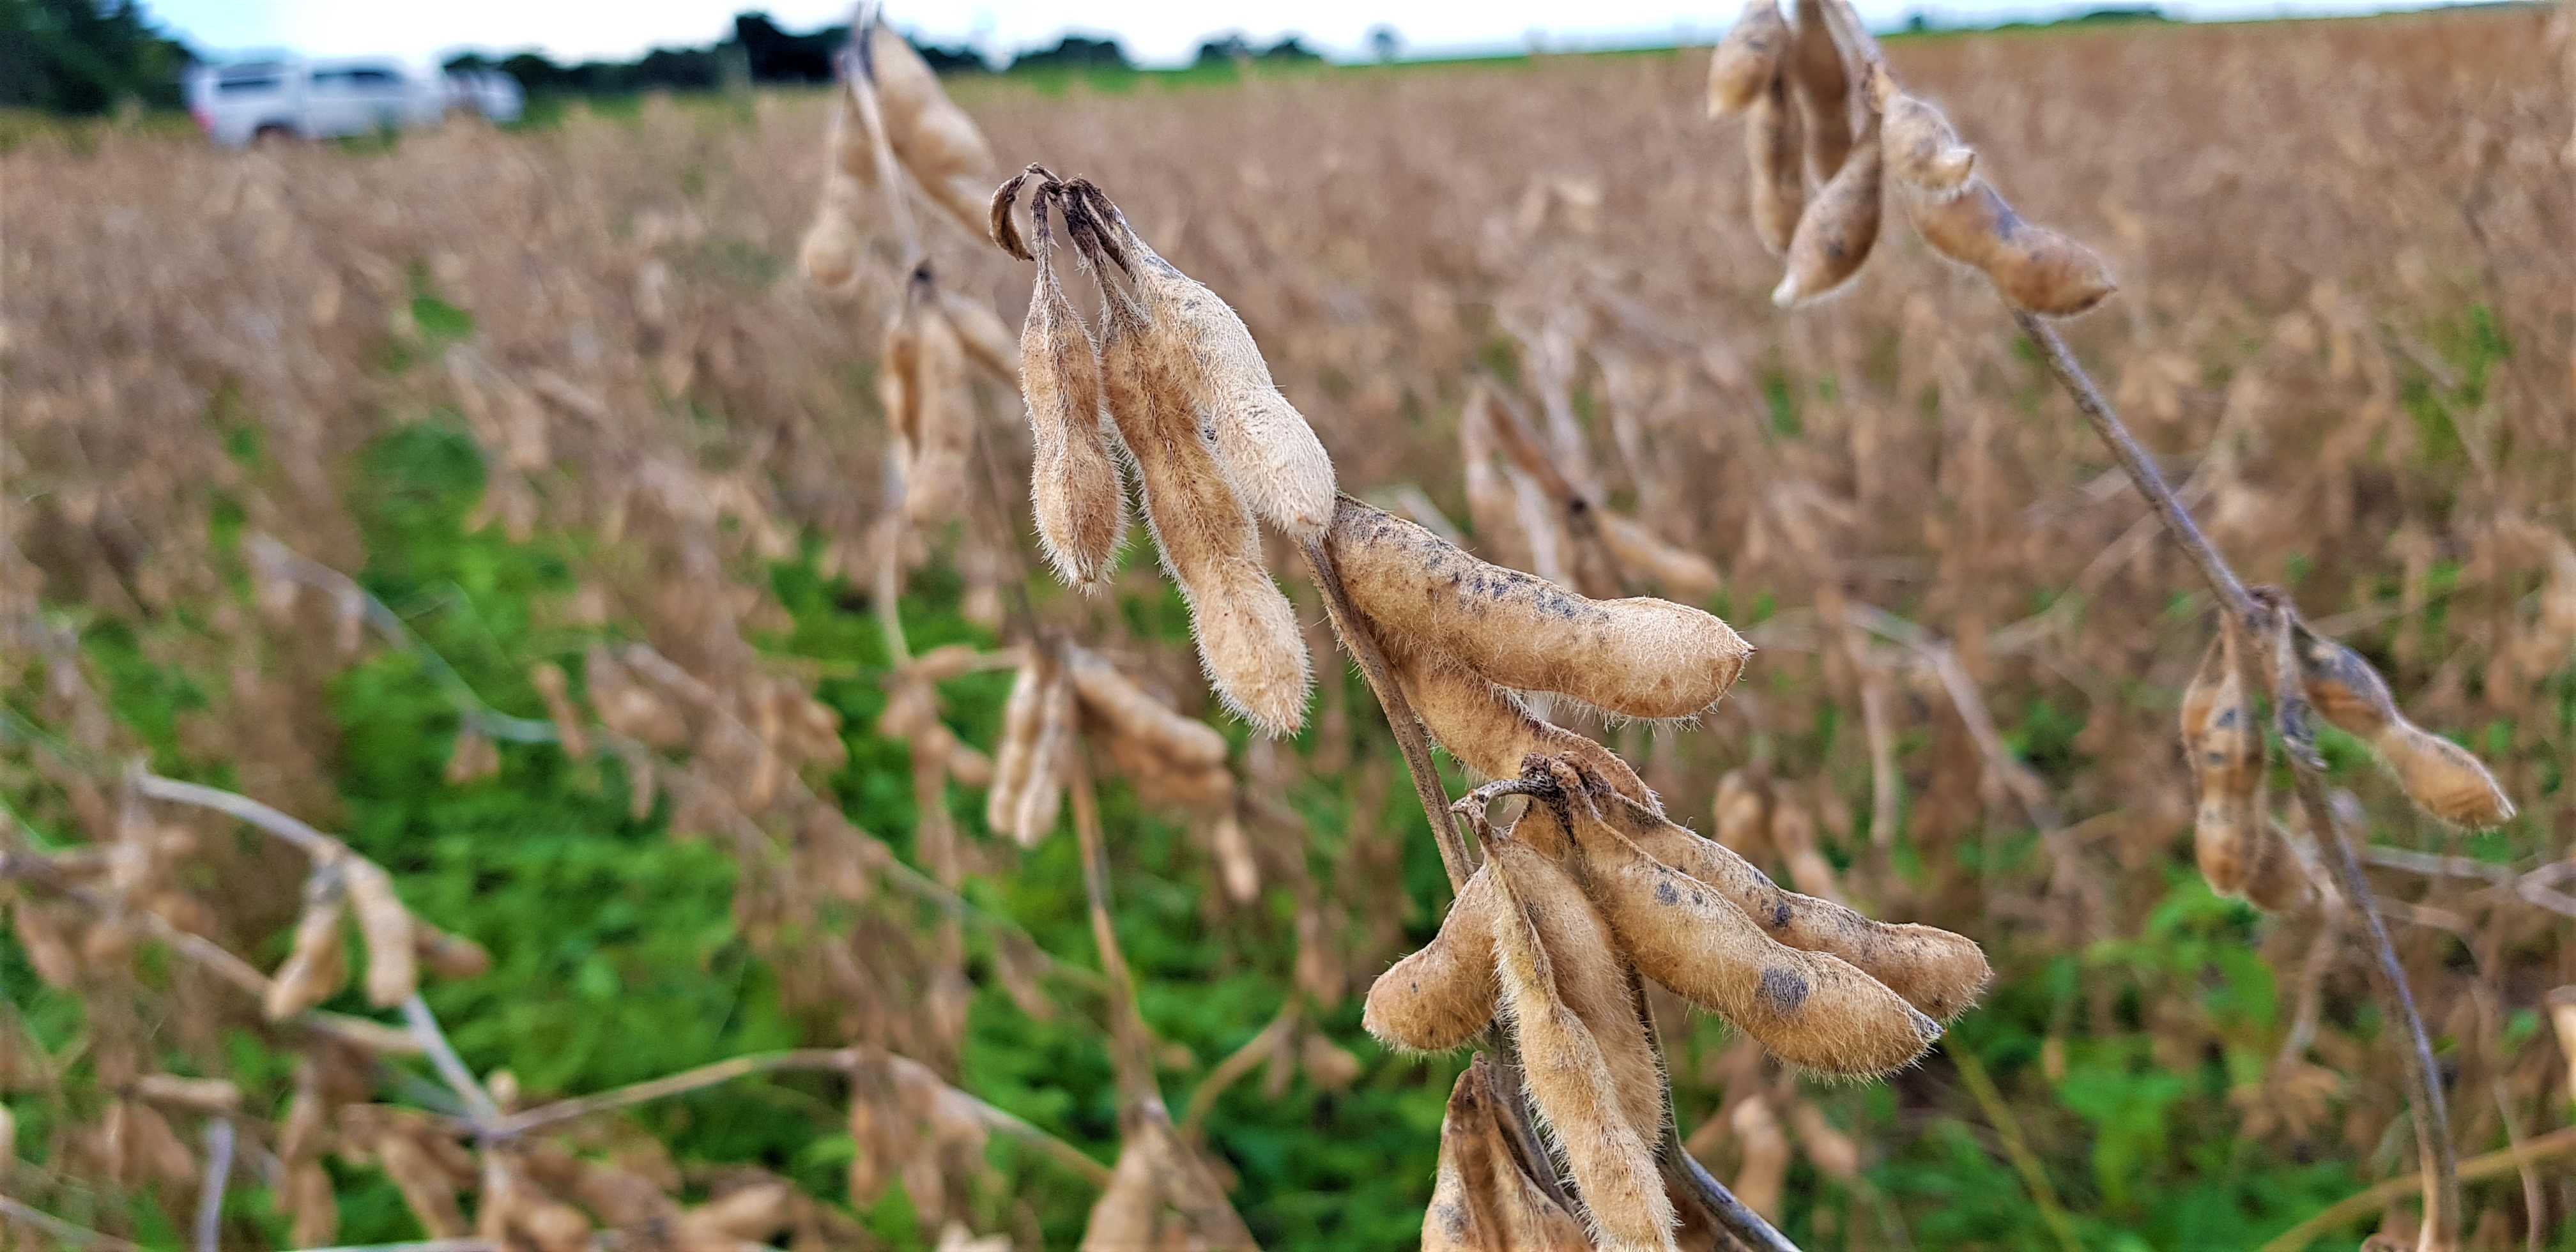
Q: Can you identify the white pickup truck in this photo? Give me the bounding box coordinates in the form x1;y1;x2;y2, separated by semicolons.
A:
187;57;523;146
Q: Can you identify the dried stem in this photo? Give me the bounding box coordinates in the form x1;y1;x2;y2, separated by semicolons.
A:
2257;1125;2576;1252
841;1;922;270
194;1118;234;1252
0;1196;144;1251
1636;970;1800;1252
1179;1005;1298;1141
487;1047;1113;1185
1298;536;1471;890
1066;745;1166;1115
402;996;501;1128
1947;1044;2085;1252
2012;309;2459;1248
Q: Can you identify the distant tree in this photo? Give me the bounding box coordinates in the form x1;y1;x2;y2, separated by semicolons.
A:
733;11;834;82
0;0;192;114
1194;32;1255;66
1367;24;1402;61
1257;35;1321;61
1008;34;1130;72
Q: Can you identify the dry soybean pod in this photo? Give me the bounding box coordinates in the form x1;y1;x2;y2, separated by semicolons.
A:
1745;70;1806;256
2295;624;2515;828
1786;0;1853;183
264;865;348;1021
1012;666;1076;846
1908;178;2115;317
1015;182;1128;588
1324;496;1749;721
1541;765;1943;1074
1363;864;1501;1053
1423;1060;1592;1251
1869;63;1974;194
1500;804;1667;1144
1772;102;1883;306
1082;184;1337;539
985;659;1042;834
1560;760;1986;1022
1067;646;1229;768
1483;832;1678;1252
342;859;417;1008
906;277;975;526
937;287;1022;381
1708;0;1791;118
865;24;993;237
1076;195;1311;735
2184;630;2264;896
1384;637;1659;814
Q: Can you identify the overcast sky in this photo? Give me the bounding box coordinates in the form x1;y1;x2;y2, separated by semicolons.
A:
150;0;2448;67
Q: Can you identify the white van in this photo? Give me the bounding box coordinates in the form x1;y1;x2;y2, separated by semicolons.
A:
187;57;520;146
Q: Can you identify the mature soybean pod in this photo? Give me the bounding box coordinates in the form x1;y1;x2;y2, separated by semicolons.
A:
1363;866;1500;1053
1786;0;1852;183
1494;807;1666;1143
344;860;417;1008
985;660;1042;834
1561;761;1987;1021
1708;0;1791;117
904;299;973;526
1910;179;2115;317
866;25;992;236
1067;646;1229;768
1112;218;1337;539
1423;1061;1591;1252
264;867;348;1021
1773;109;1882;307
1484;836;1678;1252
2296;625;2514;828
1384;640;1659;814
1094;254;1311;735
1018;200;1128;588
1325;498;1749;721
1540;767;1941;1075
2183;633;2263;896
1746;72;1806;256
1871;65;1975;194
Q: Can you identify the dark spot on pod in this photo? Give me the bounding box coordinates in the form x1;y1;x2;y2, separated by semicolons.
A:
1908;1006;1943;1042
1655;879;1680;906
1771;902;1793;929
1758;966;1810;1013
1434;1202;1469;1239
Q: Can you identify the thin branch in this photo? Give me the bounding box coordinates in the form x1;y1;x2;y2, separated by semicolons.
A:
194;1118;234;1252
840;1;923;270
0;1195;145;1250
401;996;500;1128
1066;746;1166;1117
1179;1007;1298;1142
288;1241;498;1252
493;1050;849;1137
2256;1125;2576;1252
1946;1044;2086;1252
2012;309;2460;1249
133;772;346;861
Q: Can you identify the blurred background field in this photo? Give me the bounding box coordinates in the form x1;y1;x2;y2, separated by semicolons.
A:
4;4;2574;1248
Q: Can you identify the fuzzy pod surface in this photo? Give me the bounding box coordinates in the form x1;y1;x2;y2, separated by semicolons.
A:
1708;0;1792;117
1909;179;2115;317
1326;498;1749;721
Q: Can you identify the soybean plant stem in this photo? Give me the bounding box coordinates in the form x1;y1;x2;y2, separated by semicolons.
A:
2013;309;2458;1250
1299;536;1472;891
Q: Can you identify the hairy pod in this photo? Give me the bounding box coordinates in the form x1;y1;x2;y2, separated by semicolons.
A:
866;26;993;236
1871;65;1974;194
1105;208;1337;538
1708;0;1792;117
1422;1059;1592;1251
1386;639;1659;814
1568;761;1985;1020
2181;632;2265;897
1018;195;1130;588
1363;864;1501;1053
984;659;1041;834
1326;498;1749;721
265;866;349;1020
343;859;417;1008
936;288;1021;379
1598;512;1722;599
413;920;491;981
1537;763;1946;1073
1012;668;1075;845
905;295;974;526
1494;807;1667;1141
1786;0;1853;183
878;307;923;477
797;175;866;290
1908;178;2115;317
2296;625;2515;828
1485;834;1678;1252
1774;106;1883;306
1745;71;1806;256
1091;230;1311;734
1068;646;1230;768
2242;817;2316;913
